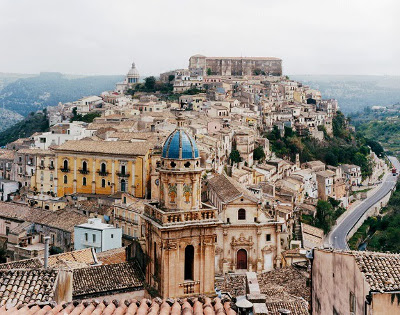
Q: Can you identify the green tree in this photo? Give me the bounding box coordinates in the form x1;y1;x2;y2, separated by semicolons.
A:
144;76;156;91
314;200;335;234
253;146;266;161
207;68;212;76
168;74;175;82
229;150;242;164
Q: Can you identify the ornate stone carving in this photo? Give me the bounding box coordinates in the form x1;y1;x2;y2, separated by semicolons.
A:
215;246;223;254
183;183;192;204
163;241;177;250
231;233;253;247
261;245;277;254
168;183;177;203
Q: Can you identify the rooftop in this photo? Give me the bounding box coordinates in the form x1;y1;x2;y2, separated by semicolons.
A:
53;140;152;156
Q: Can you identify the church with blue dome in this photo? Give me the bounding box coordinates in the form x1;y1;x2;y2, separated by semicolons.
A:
143;114;220;298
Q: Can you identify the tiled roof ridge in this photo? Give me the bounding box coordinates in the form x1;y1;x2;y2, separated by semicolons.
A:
2;296;238;314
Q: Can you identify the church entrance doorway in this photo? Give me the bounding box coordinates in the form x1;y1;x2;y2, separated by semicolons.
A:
236;249;247;270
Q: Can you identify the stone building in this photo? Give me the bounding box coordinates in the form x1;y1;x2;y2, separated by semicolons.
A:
143;115;220;298
206;174;283;273
115;61;140;93
312;249;400;314
189;54;282;77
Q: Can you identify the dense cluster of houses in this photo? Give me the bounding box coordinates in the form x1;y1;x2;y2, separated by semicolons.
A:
0;57;393;314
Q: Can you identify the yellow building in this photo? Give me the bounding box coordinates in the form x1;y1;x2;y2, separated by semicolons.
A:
53;140;152;198
30;149;56;194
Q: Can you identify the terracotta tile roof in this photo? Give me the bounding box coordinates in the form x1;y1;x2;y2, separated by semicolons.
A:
266;300;309;315
73;261;144;298
353;251;400;292
0;258;43;271
0;296;238;314
96;247;127;265
0;202;87;233
259;267;310;303
215;274;247;297
0;269;58;307
206;173;258;204
48;248;96;267
53;140;152;156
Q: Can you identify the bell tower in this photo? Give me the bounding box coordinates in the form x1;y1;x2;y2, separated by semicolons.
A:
143;114;220;298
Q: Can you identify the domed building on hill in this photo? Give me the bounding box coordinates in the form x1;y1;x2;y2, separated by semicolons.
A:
142;114;220;298
115;61;140;93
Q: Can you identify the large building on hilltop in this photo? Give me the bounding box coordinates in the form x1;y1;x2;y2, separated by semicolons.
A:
143;114;221;298
115;61;140;93
189;54;282;77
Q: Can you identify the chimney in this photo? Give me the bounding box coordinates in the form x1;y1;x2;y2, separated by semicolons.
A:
44;236;50;268
278;309;291;315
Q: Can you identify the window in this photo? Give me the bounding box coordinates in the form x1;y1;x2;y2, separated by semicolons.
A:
101;179;106;188
101;162;107;173
93;234;96;242
85;233;88;241
238;209;246;220
123;197;126;204
82;177;87;186
63;160;68;170
51;234;55;244
350;292;356;313
121;165;126;175
82;161;88;172
50;173;53;181
227;218;230;223
184;245;194;280
5;226;9;236
266;234;271;242
111;234;113;238
63;175;68;184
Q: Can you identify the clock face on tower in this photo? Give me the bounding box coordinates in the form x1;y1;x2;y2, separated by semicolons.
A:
155;179;160;186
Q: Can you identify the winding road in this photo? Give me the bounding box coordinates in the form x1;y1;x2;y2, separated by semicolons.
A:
329;156;400;250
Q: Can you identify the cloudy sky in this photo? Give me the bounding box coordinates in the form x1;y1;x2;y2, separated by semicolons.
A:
0;0;399;76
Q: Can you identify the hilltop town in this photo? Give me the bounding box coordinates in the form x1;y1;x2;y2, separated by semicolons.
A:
0;55;398;314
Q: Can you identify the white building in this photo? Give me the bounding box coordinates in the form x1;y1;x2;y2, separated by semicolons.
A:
33;122;94;150
74;218;122;253
0;179;19;201
115;62;140;93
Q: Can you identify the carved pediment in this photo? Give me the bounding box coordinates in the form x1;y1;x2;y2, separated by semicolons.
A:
231;233;253;247
215;246;223;254
262;245;277;254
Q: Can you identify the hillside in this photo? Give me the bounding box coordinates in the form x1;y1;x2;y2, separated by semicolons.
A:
351;104;400;157
0;72;123;117
0;108;23;132
291;75;400;114
0;110;49;147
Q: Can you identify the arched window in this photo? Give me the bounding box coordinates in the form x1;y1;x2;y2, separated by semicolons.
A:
63;175;68;184
82;161;88;172
121;179;126;192
101;179;106;188
184;245;194;280
101;162;106;173
63;160;68;170
82;177;87;186
238;208;246;220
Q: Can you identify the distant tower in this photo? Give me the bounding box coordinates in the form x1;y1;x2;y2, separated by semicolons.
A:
126;61;140;85
143;114;220;298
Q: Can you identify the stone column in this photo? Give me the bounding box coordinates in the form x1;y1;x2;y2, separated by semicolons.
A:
111;160;115;194
73;157;77;193
276;227;282;268
131;159;136;197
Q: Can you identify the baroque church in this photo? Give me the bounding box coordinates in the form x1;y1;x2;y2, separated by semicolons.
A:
144;115;283;298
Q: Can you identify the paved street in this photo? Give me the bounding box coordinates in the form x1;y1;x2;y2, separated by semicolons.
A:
329;156;400;249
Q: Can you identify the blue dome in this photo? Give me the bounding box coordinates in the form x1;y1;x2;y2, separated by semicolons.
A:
162;129;199;159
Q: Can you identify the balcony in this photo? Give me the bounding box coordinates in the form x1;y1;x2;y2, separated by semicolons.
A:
114;214;138;225
117;172;130;178
79;169;90;175
39;165;45;170
179;280;200;295
97;170;109;176
48;165;55;170
60;168;70;173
